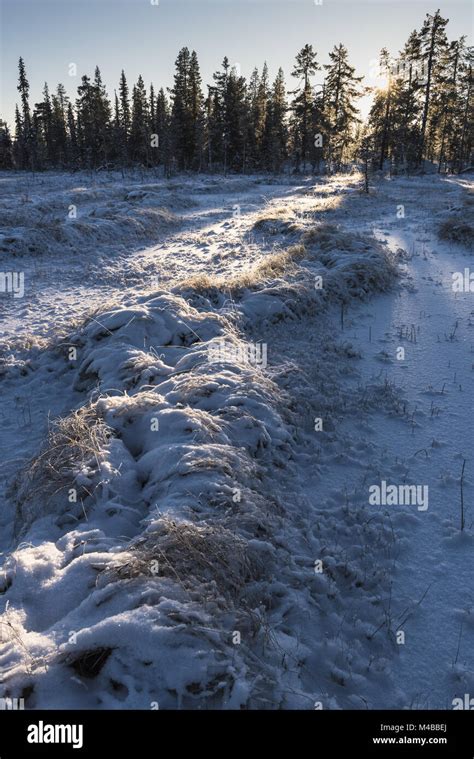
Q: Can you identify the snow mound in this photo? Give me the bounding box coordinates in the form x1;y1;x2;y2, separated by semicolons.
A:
179;223;398;328
438;217;474;248
0;203;401;710
0;173;179;260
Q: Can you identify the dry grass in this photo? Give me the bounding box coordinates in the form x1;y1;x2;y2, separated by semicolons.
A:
438;217;474;247
64;647;114;679
103;517;267;602
179;245;307;296
14;404;113;527
0;333;50;354
252;203;301;236
302;222;341;247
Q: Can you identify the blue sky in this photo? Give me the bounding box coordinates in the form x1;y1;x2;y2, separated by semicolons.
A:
1;0;472;128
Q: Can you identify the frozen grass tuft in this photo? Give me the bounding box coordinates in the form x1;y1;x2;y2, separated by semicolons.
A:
103;517;268;602
178;245;307;296
14;404;113;530
253;205;299;236
438;217;474;247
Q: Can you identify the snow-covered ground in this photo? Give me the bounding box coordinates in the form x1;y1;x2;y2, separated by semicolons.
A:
0;169;472;709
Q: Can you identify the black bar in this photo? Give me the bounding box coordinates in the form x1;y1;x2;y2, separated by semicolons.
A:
0;710;473;756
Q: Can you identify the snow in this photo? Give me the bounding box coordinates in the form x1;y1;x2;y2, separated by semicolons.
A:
0;169;472;709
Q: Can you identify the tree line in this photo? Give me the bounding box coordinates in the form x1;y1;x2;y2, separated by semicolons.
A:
365;10;472;173
0;10;471;175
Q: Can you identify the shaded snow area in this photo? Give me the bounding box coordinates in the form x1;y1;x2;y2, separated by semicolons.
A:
0;170;472;709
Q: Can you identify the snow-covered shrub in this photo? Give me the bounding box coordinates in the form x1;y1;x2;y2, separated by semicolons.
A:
252;204;300;236
100;516;271;603
13;404;114;531
438;217;474;247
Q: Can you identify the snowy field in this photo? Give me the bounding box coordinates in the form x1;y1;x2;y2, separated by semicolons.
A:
0;169;472;709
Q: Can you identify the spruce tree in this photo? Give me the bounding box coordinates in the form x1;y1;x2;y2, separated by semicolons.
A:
290;44;319;172
209;57;230;170
16;57;36;169
67;101;79;168
418;10;449;164
454;44;473;171
0;120;14;169
130;75;150;165
118;70;131;161
156;87;171;175
189;51;205;170
170;47;192;170
53;84;69;166
91;66;112;167
265;68;288;172
246;68;260;169
170;48;205;170
323;44;363;170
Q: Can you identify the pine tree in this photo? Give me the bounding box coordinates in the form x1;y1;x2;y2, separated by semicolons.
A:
265;68;288;172
418;10;449;164
54;84;69;165
323;44;363;170
170;48;205;170
245;67;260;169
0;120;14;169
130;75;150;165
290;44;320;171
170;47;192;170
253;63;270;168
76;75;95;167
156;87;171;175
34;83;53;167
454;44;473;171
91;66;112;167
394;30;424;170
208;57;230;170
111;92;123;165
118;70;131;161
67;101;79;168
207;58;248;172
189;51;205;170
225;65;247;172
14;105;24;167
377;48;393;170
16;57;37;169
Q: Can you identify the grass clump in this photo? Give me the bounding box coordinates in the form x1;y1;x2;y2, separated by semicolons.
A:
438;217;474;247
